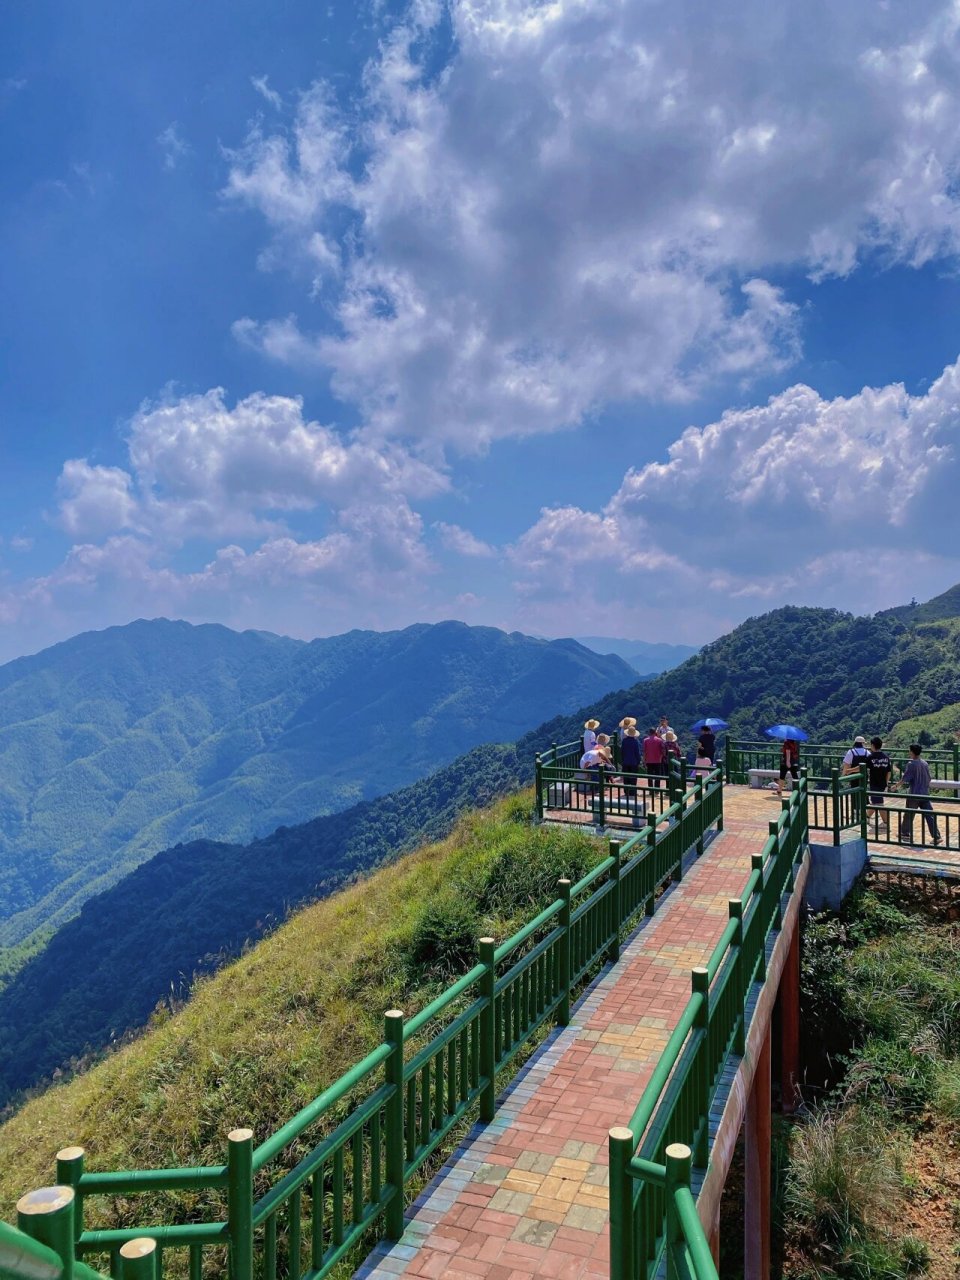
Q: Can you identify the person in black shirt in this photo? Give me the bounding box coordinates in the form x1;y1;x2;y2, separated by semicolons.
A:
698;728;716;763
620;725;642;806
866;736;894;832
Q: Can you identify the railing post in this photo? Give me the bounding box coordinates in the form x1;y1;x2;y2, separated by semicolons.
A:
751;854;767;978
665;1143;692;1280
16;1187;75;1280
227;1127;254;1280
384;1009;406;1239
479;938;497;1121
729;899;745;1055
120;1238;159;1280
679;757;688;793
608;1127;635;1280
695;775;705;855
557;880;572;1025
692;968;710;1166
831;768;841;846
645;815;657;915
596;767;606;829
535;753;544;823
55;1147;84;1242
859;764;868;842
608;841;622;962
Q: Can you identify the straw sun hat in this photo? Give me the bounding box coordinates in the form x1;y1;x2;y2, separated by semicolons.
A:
584;719;600;730
618;717;637;728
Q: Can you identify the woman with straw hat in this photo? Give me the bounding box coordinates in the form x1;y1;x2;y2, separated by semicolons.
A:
583;718;600;753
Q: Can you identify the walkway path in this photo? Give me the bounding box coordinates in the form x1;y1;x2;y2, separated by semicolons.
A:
355;791;775;1280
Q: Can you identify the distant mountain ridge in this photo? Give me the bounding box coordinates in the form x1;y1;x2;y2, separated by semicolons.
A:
0;618;635;950
572;636;698;674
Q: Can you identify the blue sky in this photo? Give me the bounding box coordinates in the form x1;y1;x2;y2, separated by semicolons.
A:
2;0;960;662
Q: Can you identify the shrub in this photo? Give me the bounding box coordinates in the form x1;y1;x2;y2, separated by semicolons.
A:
407;893;480;982
785;1105;902;1250
845;1036;937;1118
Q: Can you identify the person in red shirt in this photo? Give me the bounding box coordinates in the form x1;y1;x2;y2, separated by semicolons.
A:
643;727;666;787
776;739;800;796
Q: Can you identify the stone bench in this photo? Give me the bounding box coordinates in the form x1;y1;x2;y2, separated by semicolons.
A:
748;768;783;789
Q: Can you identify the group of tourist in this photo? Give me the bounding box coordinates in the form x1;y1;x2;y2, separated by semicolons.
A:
776;734;942;846
580;714;718;787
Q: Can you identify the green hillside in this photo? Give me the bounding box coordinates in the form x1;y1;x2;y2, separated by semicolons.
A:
520;606;960;753
3;597;960;1112
878;581;960;624
0;790;603;1224
0;618;635;952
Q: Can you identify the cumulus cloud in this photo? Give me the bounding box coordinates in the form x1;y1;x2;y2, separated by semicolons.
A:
508;357;960;633
224;0;960;450
56;388;447;543
434;521;495;557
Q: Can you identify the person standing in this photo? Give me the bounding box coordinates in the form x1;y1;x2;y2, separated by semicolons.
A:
776;738;800;797
697;727;716;764
841;735;871;776
656;715;673;738
583;719;600;753
866;736;894;833
621;725;642;804
643;726;665;787
899;744;942;846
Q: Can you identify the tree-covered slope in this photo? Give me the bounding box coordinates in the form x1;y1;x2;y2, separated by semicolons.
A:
519;606;960;755
0;618;635;949
878;581;960;624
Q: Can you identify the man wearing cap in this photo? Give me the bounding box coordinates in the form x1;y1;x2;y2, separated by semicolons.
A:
841;736;871;776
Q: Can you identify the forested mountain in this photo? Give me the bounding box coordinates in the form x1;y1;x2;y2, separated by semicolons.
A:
525;604;960;754
0;619;634;951
878;581;960;625
1;594;959;1110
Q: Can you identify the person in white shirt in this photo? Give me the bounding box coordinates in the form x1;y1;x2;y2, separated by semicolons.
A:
841;736;871;775
583;718;600;753
656;716;674;738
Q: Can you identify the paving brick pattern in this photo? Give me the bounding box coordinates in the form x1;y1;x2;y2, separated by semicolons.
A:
355;790;777;1280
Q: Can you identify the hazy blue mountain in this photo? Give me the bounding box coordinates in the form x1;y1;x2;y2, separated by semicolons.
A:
0;618;635;950
572;636;699;674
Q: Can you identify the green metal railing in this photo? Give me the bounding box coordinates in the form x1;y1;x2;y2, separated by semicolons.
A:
7;774;724;1280
536;742;702;828
608;775;809;1280
725;740;959;786
805;767;960;851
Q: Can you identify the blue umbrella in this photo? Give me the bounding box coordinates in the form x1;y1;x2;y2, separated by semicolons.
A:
764;724;809;742
691;717;729;732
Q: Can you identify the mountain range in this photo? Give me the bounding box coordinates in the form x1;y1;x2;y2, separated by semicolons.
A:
1;592;958;1108
0;619;635;953
572;637;698;674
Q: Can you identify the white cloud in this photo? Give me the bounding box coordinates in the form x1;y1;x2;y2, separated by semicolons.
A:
157;122;189;171
507;356;960;635
57;461;139;539
434;521;495;557
56;388;448;544
224;0;960;452
251;75;283;109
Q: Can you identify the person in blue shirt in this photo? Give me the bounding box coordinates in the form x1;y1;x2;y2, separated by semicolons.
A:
899;744;942;846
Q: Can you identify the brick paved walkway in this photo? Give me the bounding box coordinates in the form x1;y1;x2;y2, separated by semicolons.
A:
355;790;778;1280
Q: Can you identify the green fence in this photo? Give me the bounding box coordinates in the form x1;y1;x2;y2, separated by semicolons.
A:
804;767;960;851
726;739;959;786
608;776;809;1280
5;774;724;1280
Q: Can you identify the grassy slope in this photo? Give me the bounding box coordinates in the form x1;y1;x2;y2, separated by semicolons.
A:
0;790;603;1220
